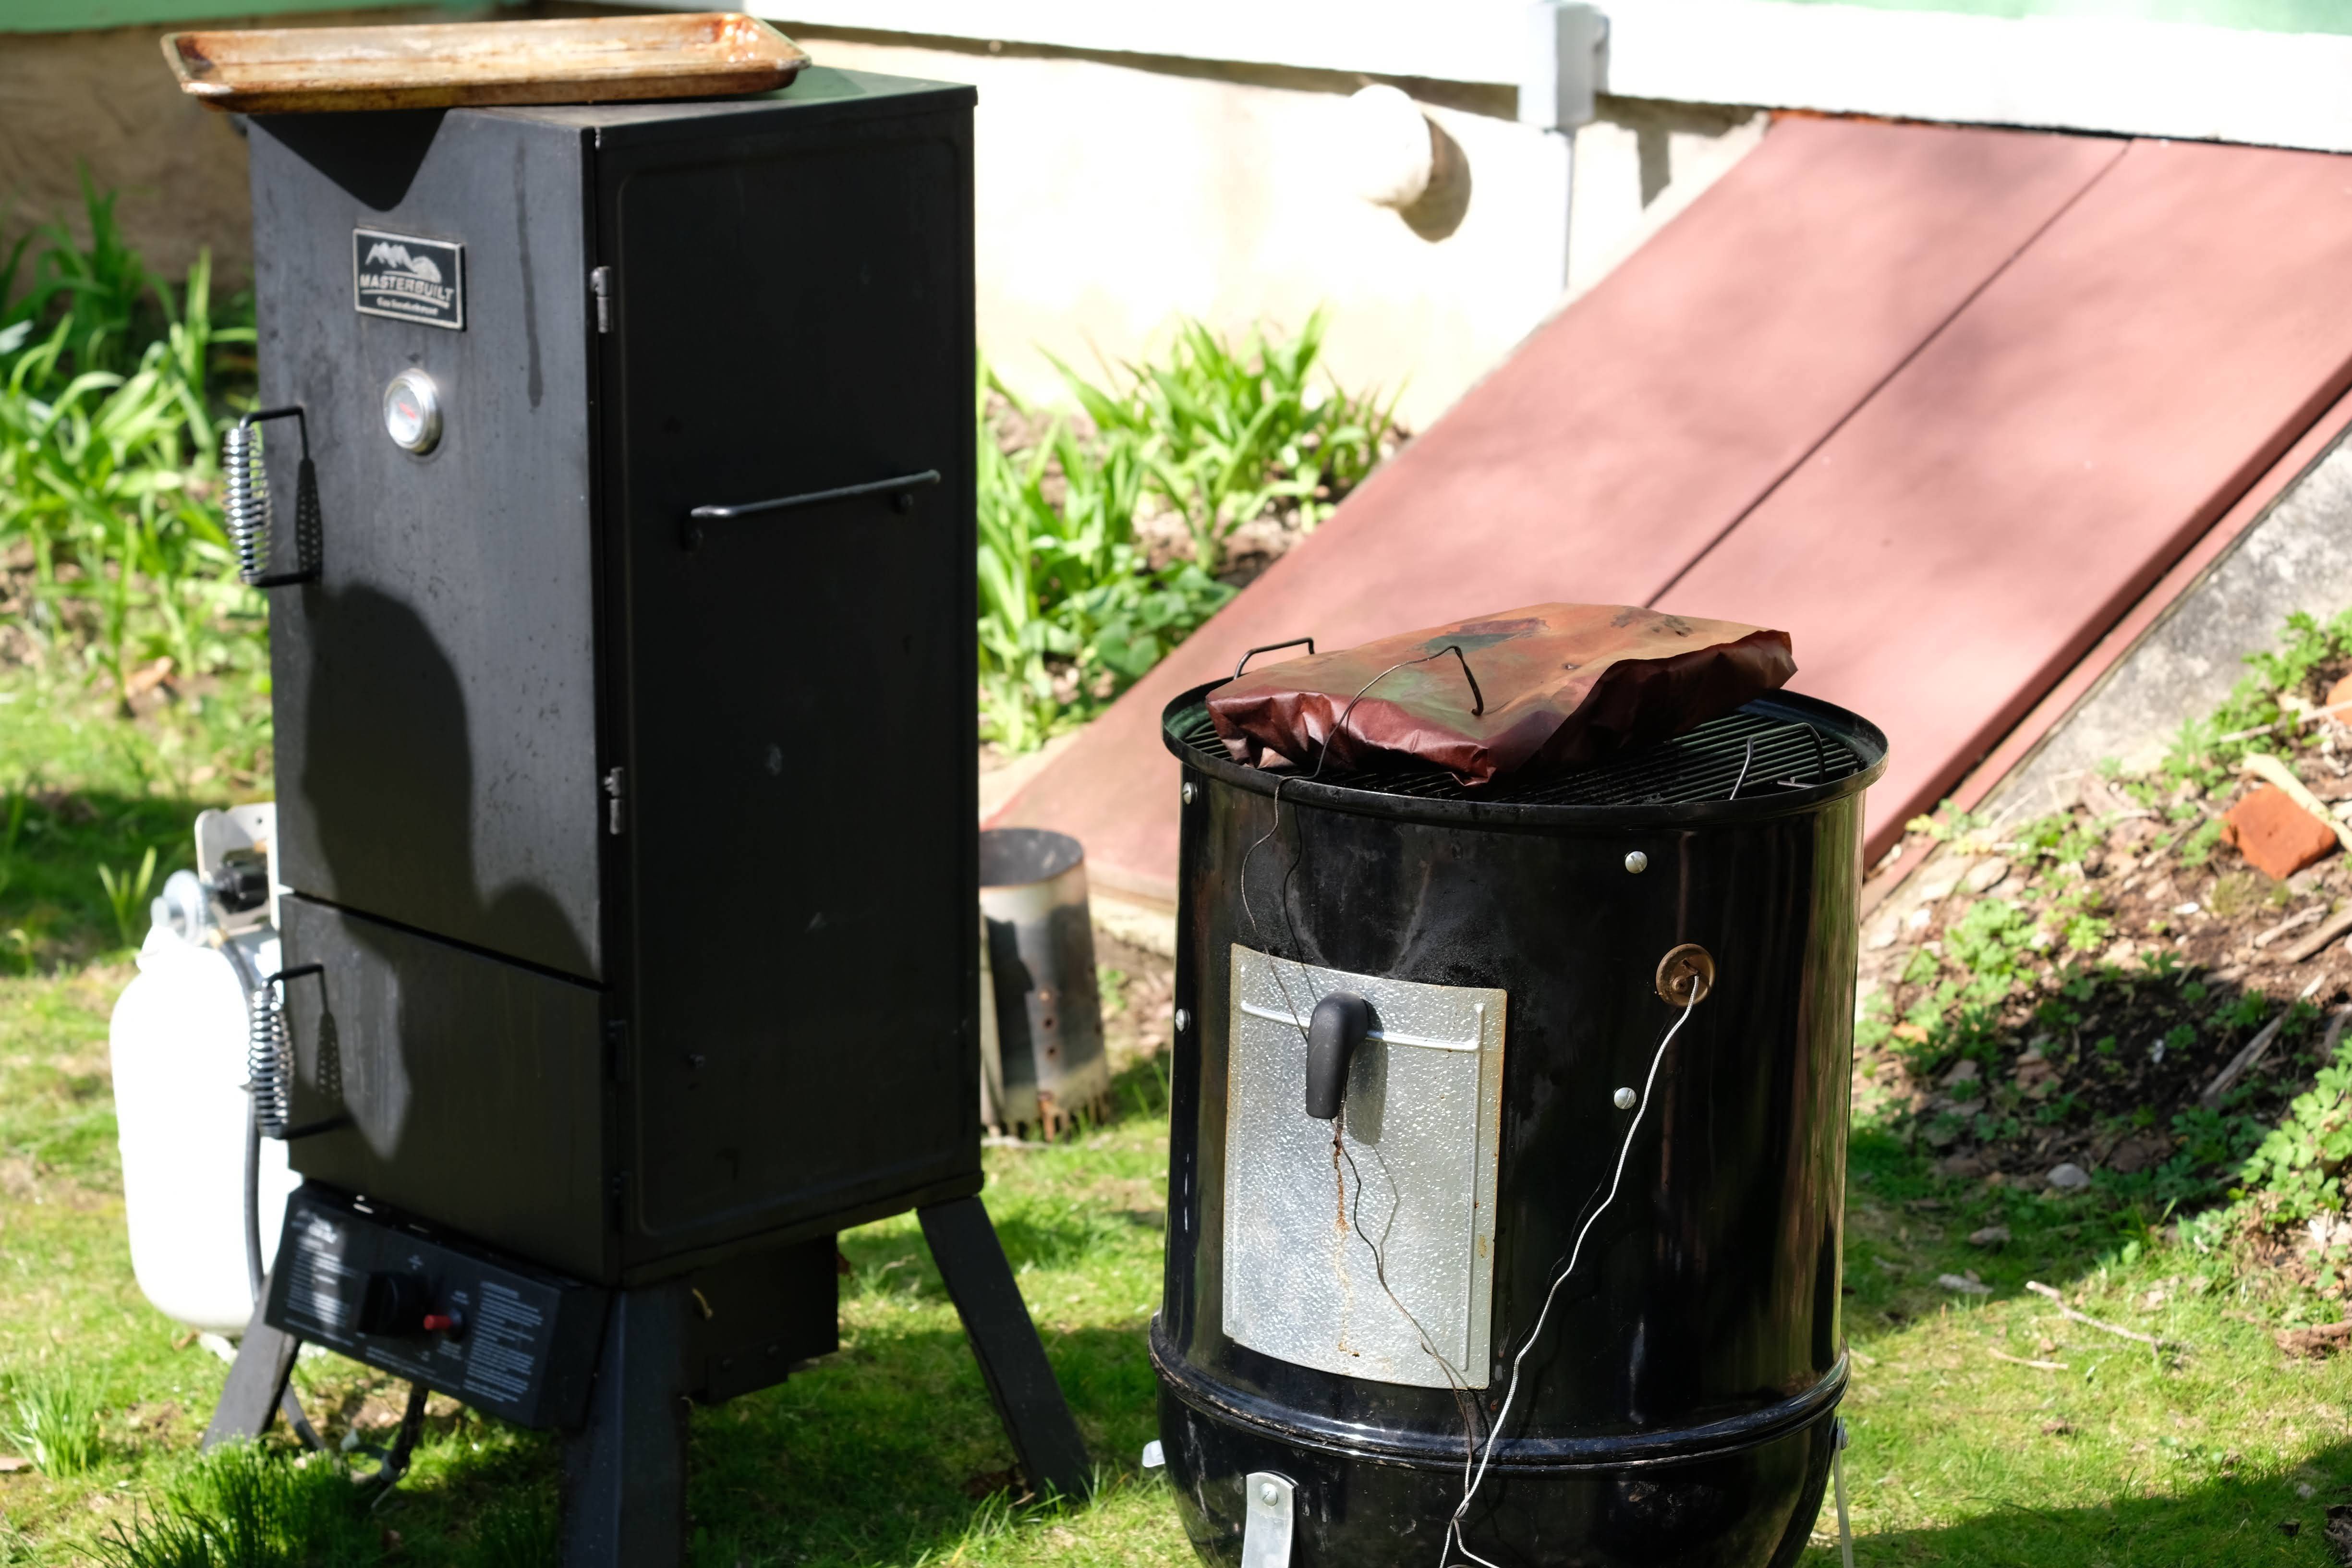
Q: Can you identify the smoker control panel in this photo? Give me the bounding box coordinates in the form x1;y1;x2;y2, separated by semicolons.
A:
265;1185;605;1429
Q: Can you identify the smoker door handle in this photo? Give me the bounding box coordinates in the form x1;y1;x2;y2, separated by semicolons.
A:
682;468;941;547
1303;993;1370;1120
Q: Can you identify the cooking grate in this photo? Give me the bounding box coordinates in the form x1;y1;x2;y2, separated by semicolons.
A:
1174;703;1862;808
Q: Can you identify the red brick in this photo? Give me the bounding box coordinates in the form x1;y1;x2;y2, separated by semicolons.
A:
2221;784;2338;880
2324;671;2352;723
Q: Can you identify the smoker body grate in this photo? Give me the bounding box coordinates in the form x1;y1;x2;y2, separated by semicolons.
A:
1173;702;1864;808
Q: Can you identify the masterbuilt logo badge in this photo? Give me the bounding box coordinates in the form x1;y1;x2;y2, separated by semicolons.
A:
352;228;465;330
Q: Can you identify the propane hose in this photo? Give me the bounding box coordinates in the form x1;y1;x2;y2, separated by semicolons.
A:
221;938;325;1453
237;956;431;1480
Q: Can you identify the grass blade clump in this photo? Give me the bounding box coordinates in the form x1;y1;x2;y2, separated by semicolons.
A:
2;1368;100;1477
464;1493;559;1568
87;1441;374;1568
96;842;157;948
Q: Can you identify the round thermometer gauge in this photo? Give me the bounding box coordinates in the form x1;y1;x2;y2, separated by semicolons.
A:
382;369;442;454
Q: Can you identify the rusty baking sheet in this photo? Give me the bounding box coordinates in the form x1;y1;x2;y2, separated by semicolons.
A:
161;12;810;114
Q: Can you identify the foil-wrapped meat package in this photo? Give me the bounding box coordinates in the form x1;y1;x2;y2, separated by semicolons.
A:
1207;603;1795;786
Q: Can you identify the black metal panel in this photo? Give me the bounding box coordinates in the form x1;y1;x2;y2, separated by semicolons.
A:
265;1184;607;1429
281;894;608;1280
1159;1383;1836;1568
685;1237;841;1405
251;110;604;981
594;76;983;1261
1156;683;1886;1567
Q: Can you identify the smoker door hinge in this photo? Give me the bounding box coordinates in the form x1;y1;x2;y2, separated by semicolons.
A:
604;1018;630;1085
589;266;612;334
603;766;624;835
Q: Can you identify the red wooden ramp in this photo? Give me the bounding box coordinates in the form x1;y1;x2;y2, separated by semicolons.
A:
992;117;2352;906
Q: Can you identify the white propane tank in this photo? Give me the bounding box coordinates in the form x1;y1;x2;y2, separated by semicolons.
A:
108;805;299;1335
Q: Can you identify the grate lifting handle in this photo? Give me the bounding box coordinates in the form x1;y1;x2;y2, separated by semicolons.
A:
682;468;941;548
1232;638;1315;681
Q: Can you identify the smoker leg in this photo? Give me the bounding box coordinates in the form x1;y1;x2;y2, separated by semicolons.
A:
920;1195;1091;1500
560;1284;691;1568
202;1294;300;1449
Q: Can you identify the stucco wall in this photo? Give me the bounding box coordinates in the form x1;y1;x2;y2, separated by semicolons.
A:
0;20;260;284
0;13;1761;429
788;31;1760;426
0;7;497;287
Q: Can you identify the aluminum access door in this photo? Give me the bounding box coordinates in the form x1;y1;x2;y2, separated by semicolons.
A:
1223;945;1507;1389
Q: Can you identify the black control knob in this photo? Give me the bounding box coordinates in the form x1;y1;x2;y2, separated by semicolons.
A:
357;1272;428;1336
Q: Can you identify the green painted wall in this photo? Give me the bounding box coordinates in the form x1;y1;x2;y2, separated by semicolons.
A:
1769;0;2352;36
1;0;457;33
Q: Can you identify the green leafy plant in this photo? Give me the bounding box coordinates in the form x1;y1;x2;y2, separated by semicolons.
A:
0;180;258;703
1;1368;100;1478
1052;308;1399;576
1944;897;2036;1003
2162;607;2352;790
2236;1029;2352;1222
976;369;1235;751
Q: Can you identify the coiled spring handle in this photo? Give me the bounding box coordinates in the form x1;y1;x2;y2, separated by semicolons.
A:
247;963;343;1142
223;406;319;588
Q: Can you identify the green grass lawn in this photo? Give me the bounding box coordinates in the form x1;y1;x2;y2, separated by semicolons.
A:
4;674;2351;1565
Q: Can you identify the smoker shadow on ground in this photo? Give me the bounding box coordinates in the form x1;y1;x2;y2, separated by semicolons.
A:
1797;1443;2352;1566
1830;1121;2352;1565
360;1317;1164;1564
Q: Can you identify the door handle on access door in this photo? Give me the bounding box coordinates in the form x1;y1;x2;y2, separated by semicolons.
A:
680;468;941;549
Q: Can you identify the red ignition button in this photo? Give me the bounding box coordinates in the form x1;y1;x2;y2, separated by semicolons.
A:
422;1312;462;1336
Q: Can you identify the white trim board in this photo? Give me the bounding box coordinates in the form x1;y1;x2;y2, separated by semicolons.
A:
723;0;2352;152
1606;1;2352;154
739;0;1529;84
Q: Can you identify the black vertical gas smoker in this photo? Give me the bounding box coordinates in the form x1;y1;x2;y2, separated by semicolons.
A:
203;71;1088;1562
1153;684;1886;1567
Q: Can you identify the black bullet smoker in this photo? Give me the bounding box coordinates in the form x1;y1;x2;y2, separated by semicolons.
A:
1153;682;1887;1566
203;73;1089;1562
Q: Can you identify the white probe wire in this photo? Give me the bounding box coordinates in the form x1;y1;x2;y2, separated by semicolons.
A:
1833;1420;1855;1568
1440;993;1699;1568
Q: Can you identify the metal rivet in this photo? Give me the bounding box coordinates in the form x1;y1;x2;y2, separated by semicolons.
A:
1258;1480;1279;1506
1182;781;1198;804
1175;1008;1191;1032
1624;850;1649;874
1613;1086;1637;1110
